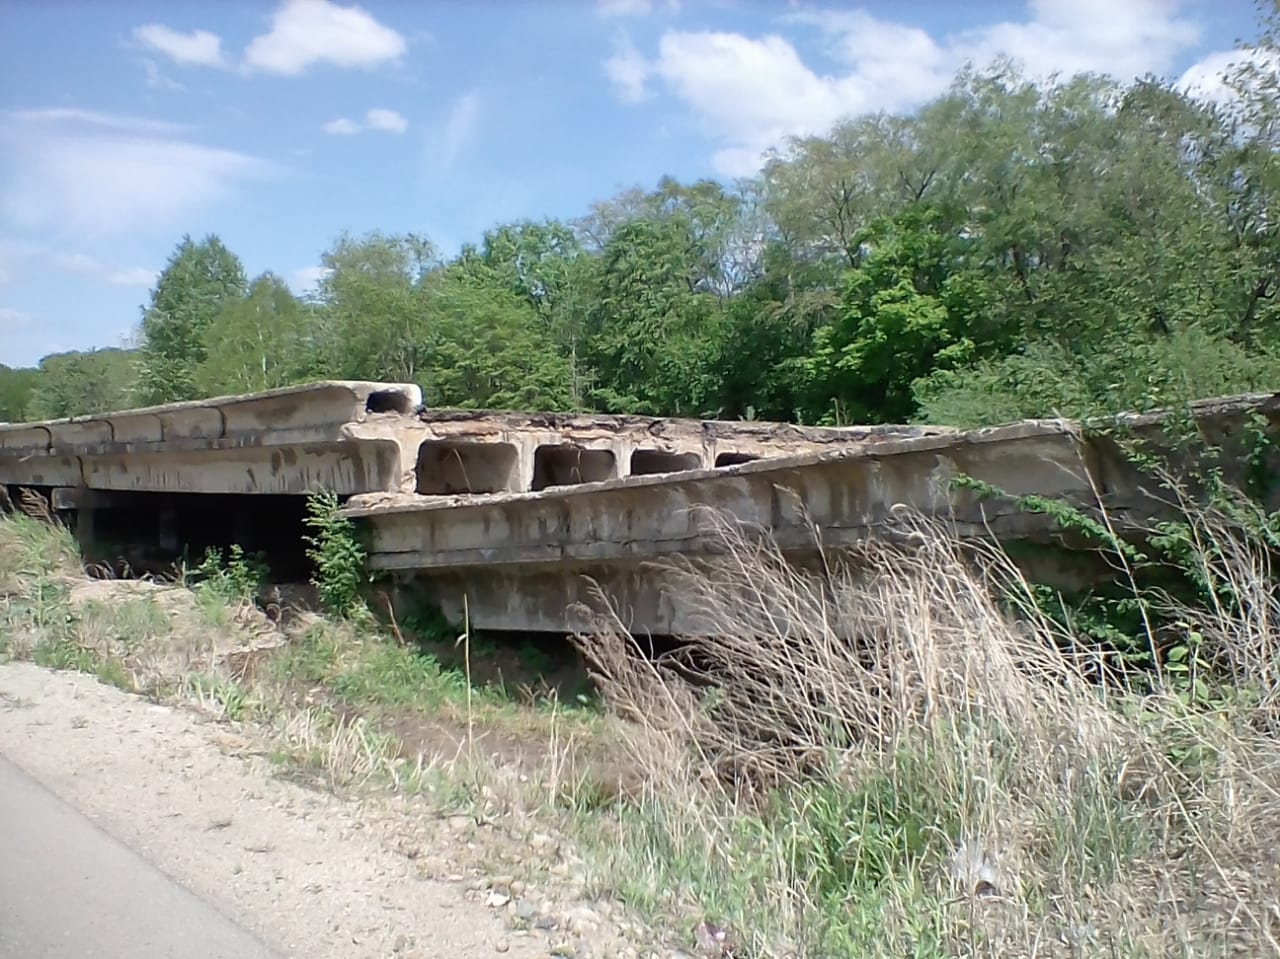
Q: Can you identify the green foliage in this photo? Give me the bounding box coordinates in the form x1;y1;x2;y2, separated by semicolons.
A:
329;642;471;710
32;632;98;673
308;231;436;384
27;8;1280;446
958;414;1280;702
421;263;576;410
950;474;1146;565
188;543;268;602
799;207;1004;424
137;234;248;405
185;673;252;721
604;718;1151;956
917;327;1280;426
588;216;725;416
23;348;136;420
302;489;367;617
0;364;39;421
194;272;313;396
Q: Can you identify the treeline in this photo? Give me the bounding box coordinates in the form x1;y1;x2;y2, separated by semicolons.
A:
6;20;1280;427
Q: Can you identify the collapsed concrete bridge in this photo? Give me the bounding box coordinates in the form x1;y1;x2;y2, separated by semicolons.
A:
2;381;1275;634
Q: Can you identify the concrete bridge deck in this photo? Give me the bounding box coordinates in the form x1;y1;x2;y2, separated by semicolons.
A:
2;382;1276;635
0;380;947;496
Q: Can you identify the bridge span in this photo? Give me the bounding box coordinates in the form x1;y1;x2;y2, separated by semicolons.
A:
2;382;1275;634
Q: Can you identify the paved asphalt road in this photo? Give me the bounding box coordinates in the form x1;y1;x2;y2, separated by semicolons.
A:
0;754;280;958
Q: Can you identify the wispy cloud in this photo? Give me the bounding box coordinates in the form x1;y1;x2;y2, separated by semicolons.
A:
107;267;158;287
322;107;408;135
366;108;408;133
290;265;331;292
1178;47;1279;106
435;91;480;167
0;110;274;239
49;252;102;274
133;24;228;68
8;108;189;134
47;252;157;287
605;35;651;103
322;117;362;136
140;58;188;93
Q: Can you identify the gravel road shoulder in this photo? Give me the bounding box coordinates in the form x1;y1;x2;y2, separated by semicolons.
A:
0;661;546;959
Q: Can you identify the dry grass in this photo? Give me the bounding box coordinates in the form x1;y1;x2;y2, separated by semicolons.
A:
0;509;412;789
0;509;605;812
271;705;403;787
571;507;1280;958
8;491;1279;957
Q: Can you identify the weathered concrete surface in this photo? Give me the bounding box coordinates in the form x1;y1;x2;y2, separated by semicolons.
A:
346;420;1108;633
405;407;952;494
0;380;948;498
346;392;1280;634
0;381;421;495
4;381;1277;635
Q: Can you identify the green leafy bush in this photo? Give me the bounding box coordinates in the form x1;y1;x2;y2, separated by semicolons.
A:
189;543;267;602
302;489;368;617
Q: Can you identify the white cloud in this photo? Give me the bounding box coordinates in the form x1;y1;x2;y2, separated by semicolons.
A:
322;107;408;135
0;110;273;239
366;107;408;134
605;36;652;103
132;1;406;77
599;0;651;15
243;0;407;75
43;252;155;287
322;117;362;135
597;0;680;17
438;92;480;166
290;265;331;292
1178;47;1280;107
610;0;1203;176
50;252;103;275
133;24;227;68
1180;50;1245;104
0;307;31;332
596;0;680;16
945;0;1200;82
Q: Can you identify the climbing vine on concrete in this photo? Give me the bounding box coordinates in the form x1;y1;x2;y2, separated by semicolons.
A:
953;414;1280;703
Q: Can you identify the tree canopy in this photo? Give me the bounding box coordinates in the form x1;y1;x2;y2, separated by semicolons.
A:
11;8;1280;426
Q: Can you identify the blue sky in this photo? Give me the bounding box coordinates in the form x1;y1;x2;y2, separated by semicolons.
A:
0;0;1264;367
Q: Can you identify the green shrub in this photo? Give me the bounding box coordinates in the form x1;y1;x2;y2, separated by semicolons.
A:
189;543;267;601
302;489;368;617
